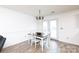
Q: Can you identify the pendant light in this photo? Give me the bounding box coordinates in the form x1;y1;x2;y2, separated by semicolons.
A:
36;9;44;20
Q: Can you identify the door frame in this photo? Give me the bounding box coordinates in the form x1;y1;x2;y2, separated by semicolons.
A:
43;18;59;40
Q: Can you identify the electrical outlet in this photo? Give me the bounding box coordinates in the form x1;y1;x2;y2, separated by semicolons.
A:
66;37;70;39
60;27;63;30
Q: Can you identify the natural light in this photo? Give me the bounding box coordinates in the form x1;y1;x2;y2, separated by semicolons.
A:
43;20;57;39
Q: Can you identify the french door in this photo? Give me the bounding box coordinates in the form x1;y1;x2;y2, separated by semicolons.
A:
43;20;57;39
50;20;57;39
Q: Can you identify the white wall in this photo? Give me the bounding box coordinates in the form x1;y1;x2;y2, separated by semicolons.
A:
36;20;43;32
1;6;79;47
45;9;79;45
0;7;37;48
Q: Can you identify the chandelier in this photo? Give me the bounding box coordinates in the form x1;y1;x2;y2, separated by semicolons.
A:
36;10;44;20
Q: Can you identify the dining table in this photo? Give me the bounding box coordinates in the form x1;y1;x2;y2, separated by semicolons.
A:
27;33;50;52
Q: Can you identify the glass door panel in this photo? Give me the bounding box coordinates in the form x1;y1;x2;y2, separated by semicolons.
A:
50;20;57;39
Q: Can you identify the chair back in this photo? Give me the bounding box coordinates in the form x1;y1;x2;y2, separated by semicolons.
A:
35;32;43;37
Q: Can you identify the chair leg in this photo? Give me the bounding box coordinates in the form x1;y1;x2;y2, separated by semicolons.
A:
41;39;43;52
46;42;49;48
31;40;33;46
35;42;36;48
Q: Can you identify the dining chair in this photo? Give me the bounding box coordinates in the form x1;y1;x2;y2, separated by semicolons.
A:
27;33;33;44
31;35;41;48
30;32;43;48
27;32;41;48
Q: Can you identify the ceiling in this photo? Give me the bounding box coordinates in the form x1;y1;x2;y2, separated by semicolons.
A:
1;5;79;16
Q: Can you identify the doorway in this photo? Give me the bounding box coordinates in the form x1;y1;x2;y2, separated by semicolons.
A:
43;19;57;40
50;20;57;40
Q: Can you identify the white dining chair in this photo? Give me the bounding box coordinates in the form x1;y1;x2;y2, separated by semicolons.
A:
30;35;41;48
27;33;33;44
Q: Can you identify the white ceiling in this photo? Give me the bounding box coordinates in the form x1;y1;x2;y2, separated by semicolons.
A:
1;5;79;16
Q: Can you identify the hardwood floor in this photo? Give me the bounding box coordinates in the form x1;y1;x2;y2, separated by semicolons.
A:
2;39;79;53
59;41;79;53
1;40;59;53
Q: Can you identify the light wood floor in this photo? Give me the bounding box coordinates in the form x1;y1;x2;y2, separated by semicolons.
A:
1;40;59;53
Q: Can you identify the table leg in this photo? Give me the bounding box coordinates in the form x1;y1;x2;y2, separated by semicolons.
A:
41;38;43;52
